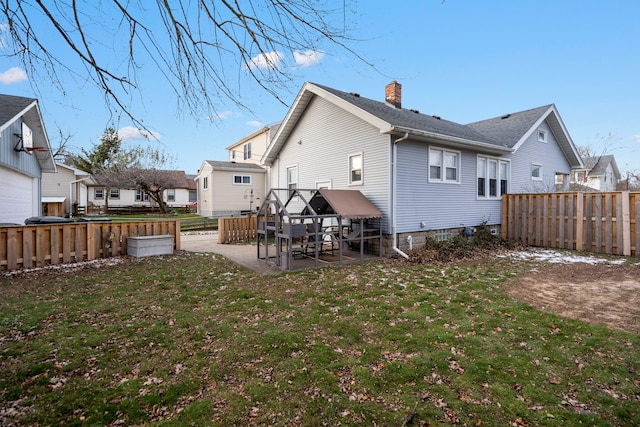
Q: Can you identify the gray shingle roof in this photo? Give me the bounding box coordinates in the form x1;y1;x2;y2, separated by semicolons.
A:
0;94;36;126
204;160;265;172
585;155;620;177
466;105;553;149
315;84;498;145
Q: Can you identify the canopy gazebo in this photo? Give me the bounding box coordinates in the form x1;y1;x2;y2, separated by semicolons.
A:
256;188;383;270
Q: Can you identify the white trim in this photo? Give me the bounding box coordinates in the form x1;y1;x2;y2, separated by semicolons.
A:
348;152;363;185
537;128;547;143
286;164;298;192
232;174;252;185
531;163;543;181
315;180;332;189
477;154;510;200
428;146;460;184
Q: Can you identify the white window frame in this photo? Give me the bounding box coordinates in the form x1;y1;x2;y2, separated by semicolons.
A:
537;129;547;143
477;155;510;199
233;174;252;185
166;188;176;202
429;147;460;184
286;165;298;197
109;188;120;199
243;143;251;160
348;152;363;185
531;163;543;181
135;189;149;202
316;180;332;190
94;188;104;200
203;176;208;190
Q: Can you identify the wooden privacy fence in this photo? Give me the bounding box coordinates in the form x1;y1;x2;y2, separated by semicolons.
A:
502;191;639;257
0;220;180;272
218;216;256;244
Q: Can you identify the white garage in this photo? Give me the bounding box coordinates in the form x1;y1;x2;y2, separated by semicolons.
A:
0;167;37;224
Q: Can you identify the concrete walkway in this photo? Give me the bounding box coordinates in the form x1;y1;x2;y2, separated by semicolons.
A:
179;232;281;275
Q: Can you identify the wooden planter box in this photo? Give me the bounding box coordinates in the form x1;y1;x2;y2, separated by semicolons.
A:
127;235;174;257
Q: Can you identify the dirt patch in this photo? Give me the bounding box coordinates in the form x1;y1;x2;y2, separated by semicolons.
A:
505;257;640;334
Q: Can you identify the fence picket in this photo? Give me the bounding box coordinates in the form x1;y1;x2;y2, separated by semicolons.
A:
0;220;179;272
503;192;638;258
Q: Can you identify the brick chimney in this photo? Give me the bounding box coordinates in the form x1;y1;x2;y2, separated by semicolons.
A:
385;81;402;109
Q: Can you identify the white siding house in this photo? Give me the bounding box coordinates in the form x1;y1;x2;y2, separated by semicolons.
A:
226;122;280;165
570;155;620;192
42;163;91;217
262;81;584;254
0;94;56;224
87;170;194;211
196;161;265;217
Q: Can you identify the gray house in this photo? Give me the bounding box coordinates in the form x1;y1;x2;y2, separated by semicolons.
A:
262;81;584;256
0;94;56;224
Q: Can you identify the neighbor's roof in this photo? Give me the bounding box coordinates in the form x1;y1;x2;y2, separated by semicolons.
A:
225;121;281;150
306;189;383;220
585;155;621;178
204;160;265;173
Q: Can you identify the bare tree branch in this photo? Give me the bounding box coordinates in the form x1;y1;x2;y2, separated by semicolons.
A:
0;0;371;127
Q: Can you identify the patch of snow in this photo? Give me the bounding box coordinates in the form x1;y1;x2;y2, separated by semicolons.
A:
503;249;628;265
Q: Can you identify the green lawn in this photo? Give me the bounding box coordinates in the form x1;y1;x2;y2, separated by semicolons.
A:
1;252;638;426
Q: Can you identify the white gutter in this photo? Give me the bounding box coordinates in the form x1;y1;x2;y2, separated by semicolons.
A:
392;132;409;259
386;126;514;155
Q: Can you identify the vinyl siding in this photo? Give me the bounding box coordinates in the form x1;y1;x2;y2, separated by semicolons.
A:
507;121;572;192
42;166;74;198
395;141;502;232
211;170;265;214
0;119;42;177
270;96;390;229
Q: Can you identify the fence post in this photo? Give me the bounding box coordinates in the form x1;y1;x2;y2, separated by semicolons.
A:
622;191;631;256
575;192;584;251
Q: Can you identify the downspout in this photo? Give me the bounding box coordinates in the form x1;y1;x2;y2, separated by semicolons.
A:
392;132;409;259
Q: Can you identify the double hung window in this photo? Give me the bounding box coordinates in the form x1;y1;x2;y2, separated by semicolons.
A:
429;148;459;183
349;153;363;185
477;155;509;198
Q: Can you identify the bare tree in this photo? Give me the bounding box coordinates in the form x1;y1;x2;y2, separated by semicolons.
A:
93;145;177;214
576;132;622;170
1;1;369;128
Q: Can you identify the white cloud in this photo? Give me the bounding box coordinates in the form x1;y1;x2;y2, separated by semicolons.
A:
247;51;283;70
634;134;640;144
0;67;27;84
246;120;262;128
293;49;325;68
118;126;161;142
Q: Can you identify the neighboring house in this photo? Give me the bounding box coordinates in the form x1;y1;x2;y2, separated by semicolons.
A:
186;173;198;206
42;162;92;217
196;160;265;217
261;81;584;254
226;122;281;165
87;170;194;210
0;94;56;224
570;155;620;192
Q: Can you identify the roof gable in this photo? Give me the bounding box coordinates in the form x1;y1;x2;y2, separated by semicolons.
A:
0;94;56;172
467;104;584;168
586;155;621;178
